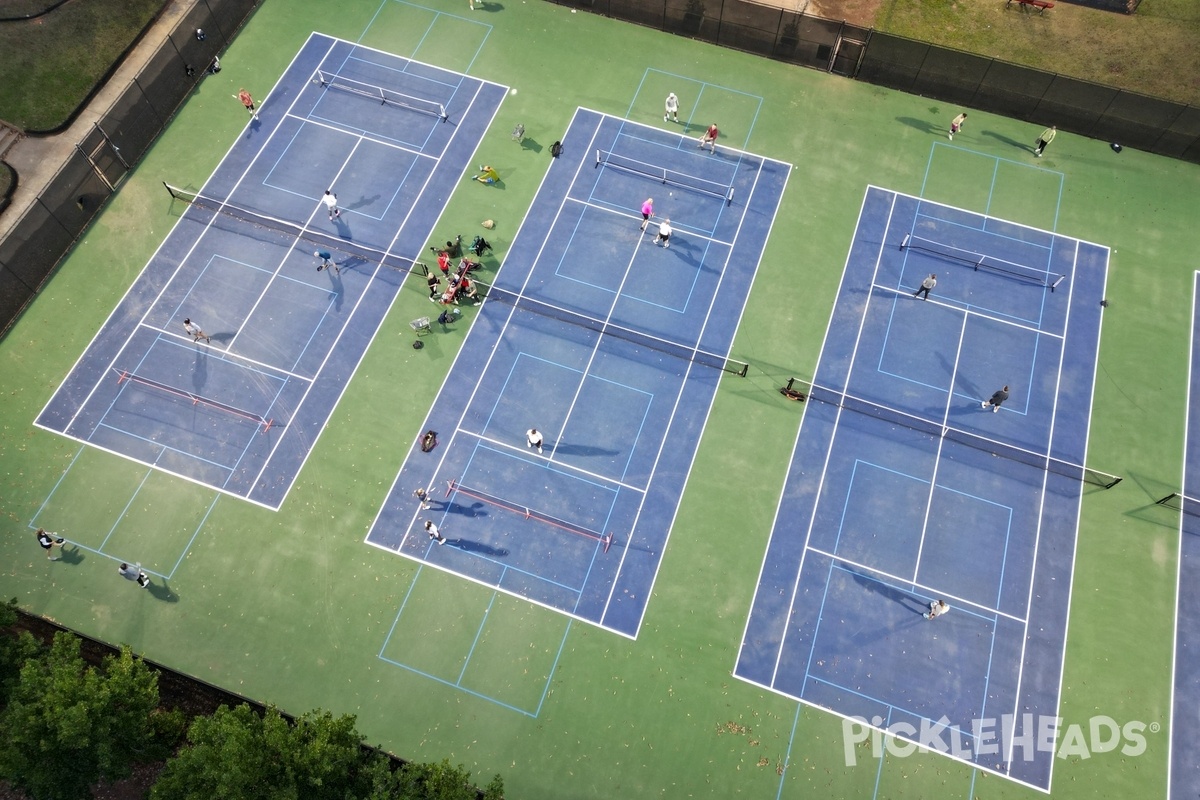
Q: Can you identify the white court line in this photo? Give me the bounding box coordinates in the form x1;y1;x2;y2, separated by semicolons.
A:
135;324;316;383
457;429;649;495
282;111;438;161
45;37;341;437
365;106;589;559
247;76;504;501
1002;239;1075;769
807;546;1028;624
1036;238;1111;790
873;283;1066;340
768;189;901;689
618;146;781;636
1166;271;1199;800
564;194;735;248
910;311;970;583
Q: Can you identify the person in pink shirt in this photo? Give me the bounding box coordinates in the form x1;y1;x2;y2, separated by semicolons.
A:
640;197;653;231
698;123;718;153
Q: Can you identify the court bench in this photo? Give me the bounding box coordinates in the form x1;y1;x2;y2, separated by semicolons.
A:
1007;0;1055;12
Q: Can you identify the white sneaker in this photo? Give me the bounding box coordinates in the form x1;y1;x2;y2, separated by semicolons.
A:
992;405;999;413
981;401;988;409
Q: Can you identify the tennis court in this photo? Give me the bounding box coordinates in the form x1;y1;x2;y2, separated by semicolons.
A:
735;185;1110;790
33;33;507;509
4;1;1198;798
1169;275;1200;799
367;107;789;637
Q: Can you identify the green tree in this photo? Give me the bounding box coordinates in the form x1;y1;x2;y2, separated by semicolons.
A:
151;704;377;800
0;598;42;704
0;633;179;800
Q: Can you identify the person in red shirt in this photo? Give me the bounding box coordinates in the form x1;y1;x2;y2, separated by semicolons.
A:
698;123;718;153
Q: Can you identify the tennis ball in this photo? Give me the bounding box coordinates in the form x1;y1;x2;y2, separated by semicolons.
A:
511;88;518;95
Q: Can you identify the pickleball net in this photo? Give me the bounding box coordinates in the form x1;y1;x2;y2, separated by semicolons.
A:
445;479;615;552
790;378;1121;489
482;284;749;377
163;183;426;275
1156;492;1200;518
313;69;447;121
900;233;1067;291
595;149;734;205
116;370;275;433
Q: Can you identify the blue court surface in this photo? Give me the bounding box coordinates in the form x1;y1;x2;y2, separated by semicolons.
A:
735;186;1109;791
35;34;506;509
1169;273;1200;800
367;108;790;638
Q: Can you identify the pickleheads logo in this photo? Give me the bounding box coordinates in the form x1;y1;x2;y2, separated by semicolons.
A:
841;714;1156;766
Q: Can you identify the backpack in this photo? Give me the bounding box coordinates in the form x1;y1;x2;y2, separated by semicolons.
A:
550;141;563;158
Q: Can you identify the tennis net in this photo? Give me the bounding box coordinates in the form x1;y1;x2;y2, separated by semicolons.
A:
796;379;1121;489
900;234;1067;292
445;479;614;552
163;183;425;275
483;285;749;377
313;69;447;121
595;149;734;204
1156;492;1200;518
116;370;275;433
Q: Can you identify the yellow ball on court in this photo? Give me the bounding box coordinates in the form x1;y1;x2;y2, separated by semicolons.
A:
511;88;518;95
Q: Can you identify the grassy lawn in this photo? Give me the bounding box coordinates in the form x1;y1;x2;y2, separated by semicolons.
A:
875;0;1200;107
0;0;167;131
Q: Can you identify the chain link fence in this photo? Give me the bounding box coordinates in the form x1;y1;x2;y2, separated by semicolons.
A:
547;0;1199;159
0;0;261;336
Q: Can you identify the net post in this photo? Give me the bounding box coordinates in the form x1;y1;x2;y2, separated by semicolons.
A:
726;186;734;206
1156;492;1181;506
594;149;601;168
735;361;748;378
438;104;447;122
1051;275;1065;292
1101;474;1122;489
163;181;179;200
316;69;327;87
445;479;456;498
603;532;613;553
260;419;274;435
900;233;910;251
117;369;130;385
974;257;983;272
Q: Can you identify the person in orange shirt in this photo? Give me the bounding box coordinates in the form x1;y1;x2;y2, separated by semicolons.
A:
237;88;257;119
698;123;718;153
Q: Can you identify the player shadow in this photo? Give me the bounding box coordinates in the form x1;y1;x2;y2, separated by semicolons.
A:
191;345;208;394
896;116;943;136
54;543;84;565
471;1;504;11
322;268;344;310
442;500;487;518
980;130;1035;152
520;137;543;154
207;331;235;346
147;580;180;603
448;538;509;557
846;566;930;618
346;194;381;212
551;442;619;458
